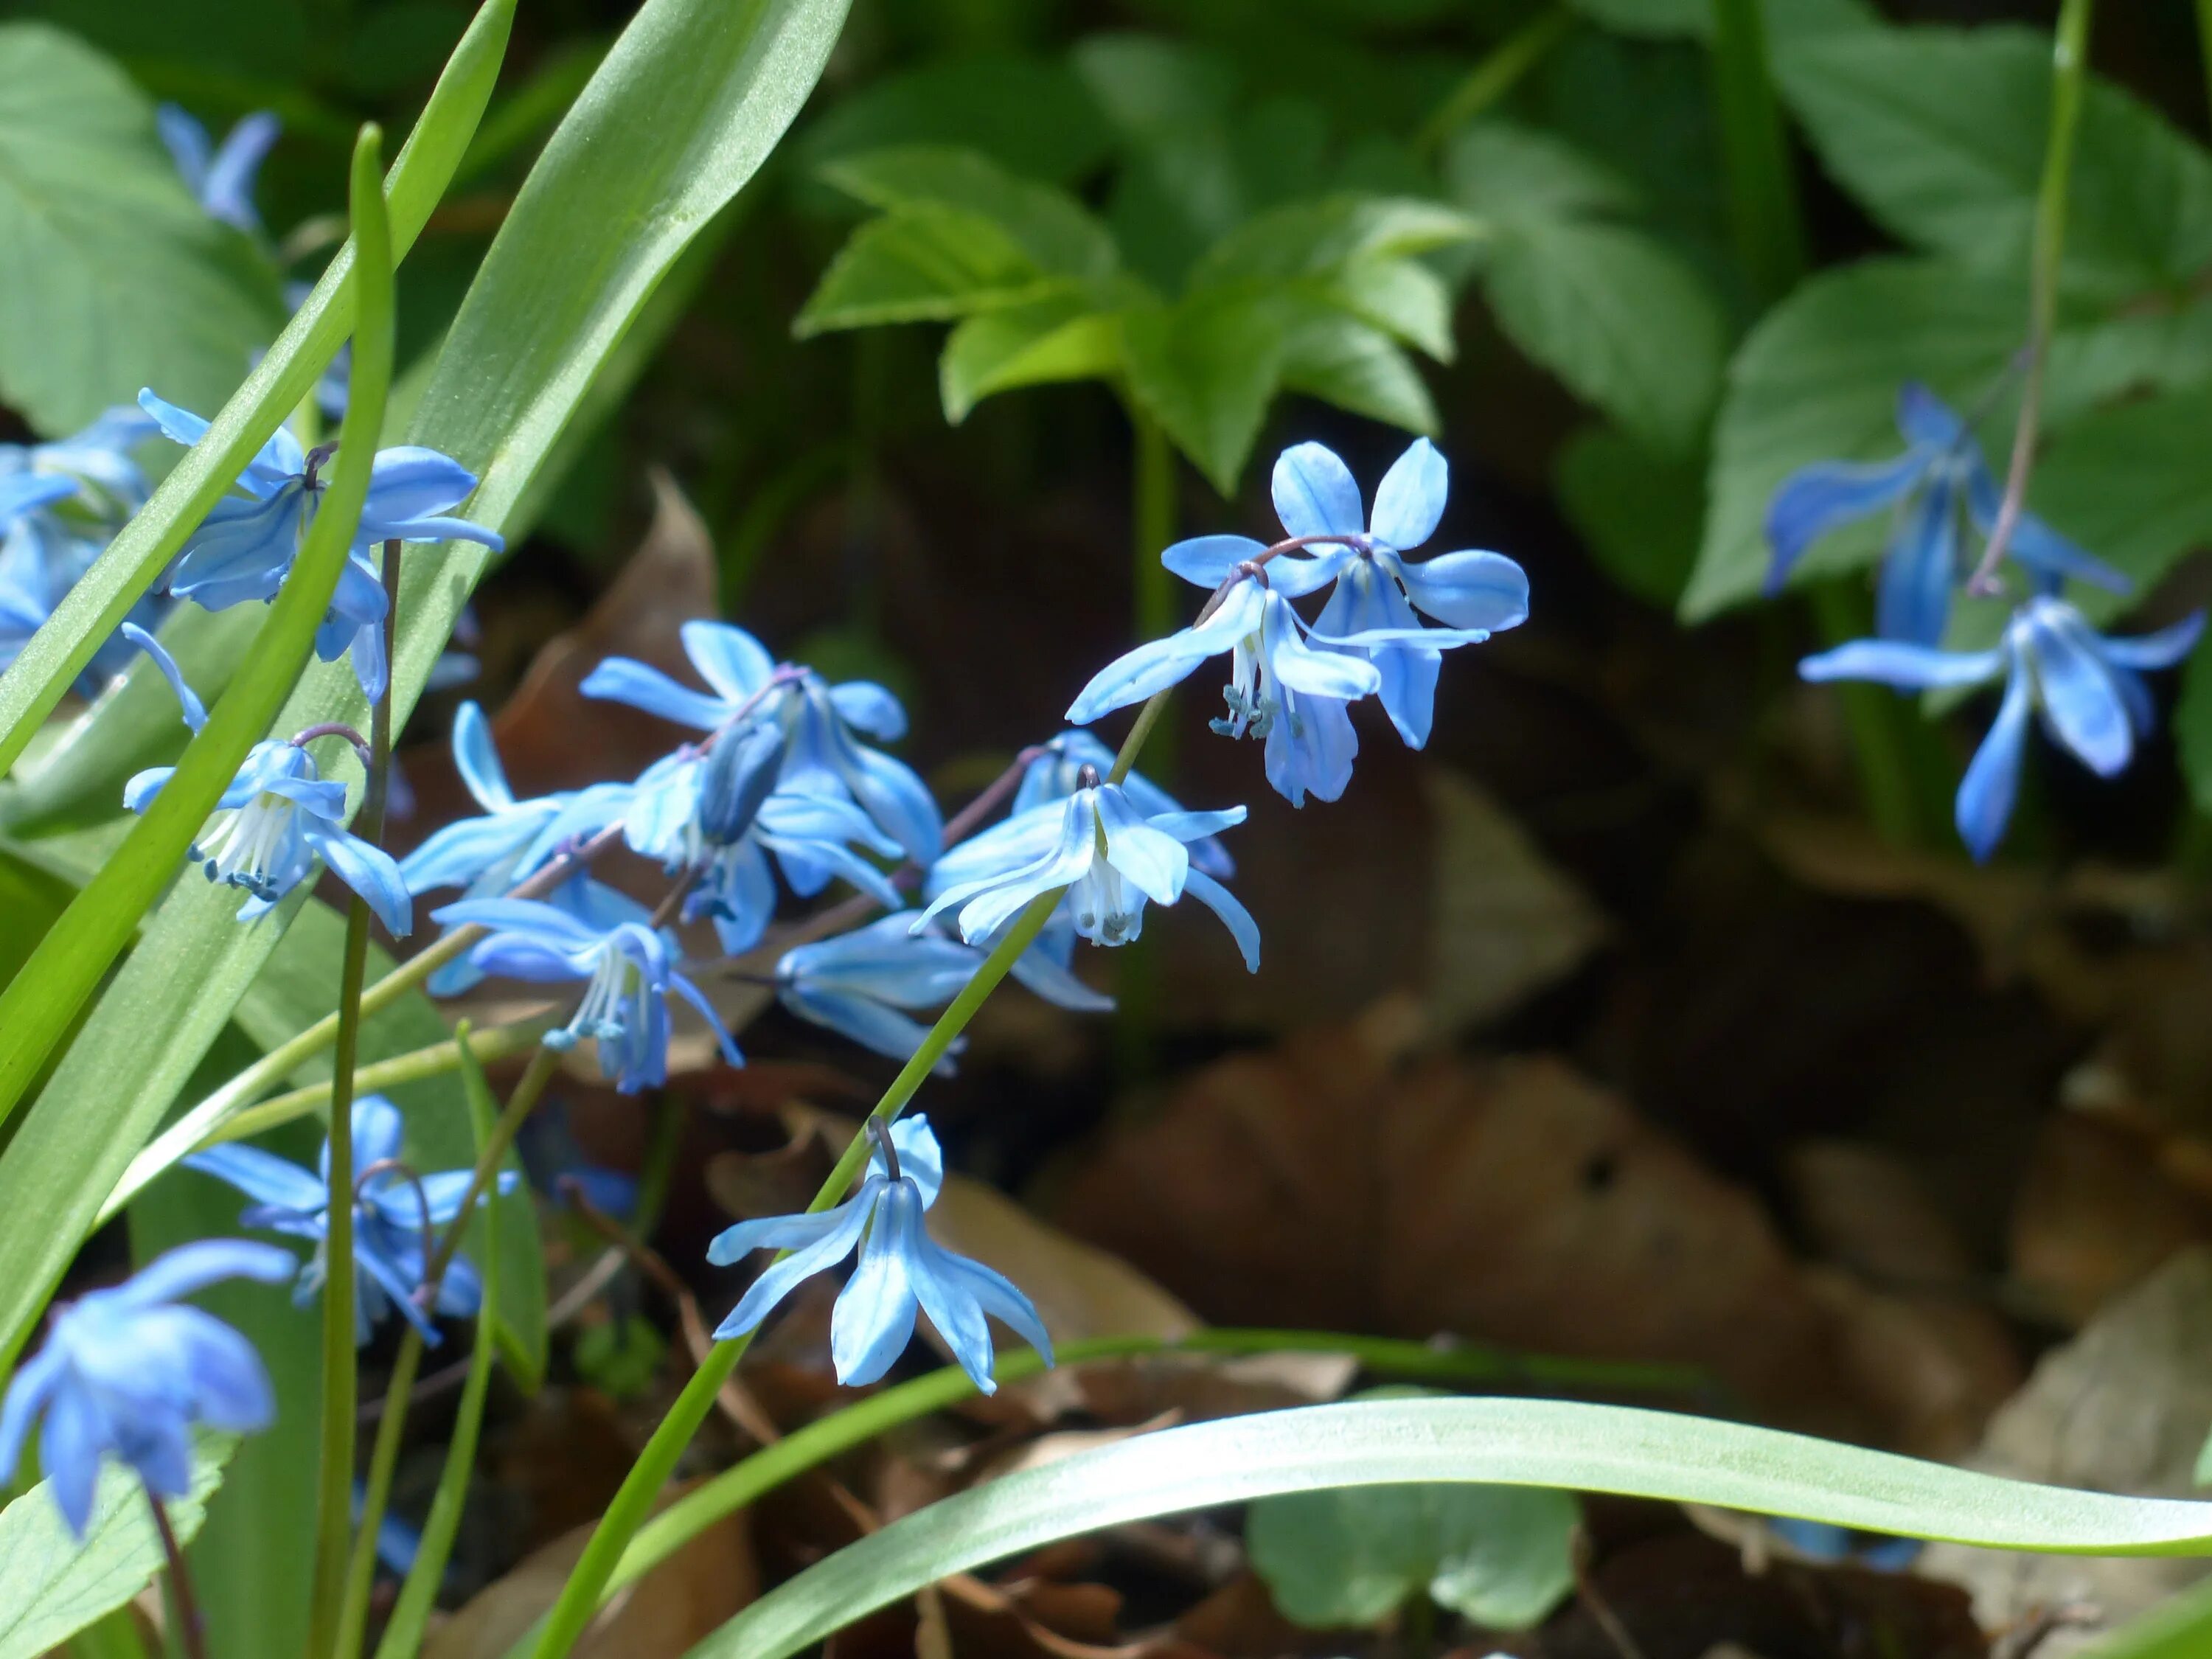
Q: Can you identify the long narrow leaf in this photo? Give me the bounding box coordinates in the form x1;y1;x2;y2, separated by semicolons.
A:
0;0;516;778
691;1398;2212;1659
0;112;397;1128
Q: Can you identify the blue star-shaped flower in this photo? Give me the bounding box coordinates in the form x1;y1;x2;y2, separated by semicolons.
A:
142;390;504;701
1765;383;2129;645
126;738;411;933
1800;595;2205;859
581;620;942;863
707;1116;1052;1394
0;1240;293;1536
184;1096;514;1347
433;894;743;1091
916;780;1258;970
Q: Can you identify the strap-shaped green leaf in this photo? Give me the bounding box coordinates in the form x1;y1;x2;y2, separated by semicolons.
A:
690;1398;2212;1659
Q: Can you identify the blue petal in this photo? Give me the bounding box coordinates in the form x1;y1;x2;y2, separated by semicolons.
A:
782;984;953;1072
41;1385;106;1537
1764;451;1927;588
1006;931;1116;1012
887;1117;945;1206
119;622;207;733
156;103;212;189
361;448;480;524
306;825;414;937
184;1145;327;1214
681;620;777;703
1896;383;1969;451
351;1094;407;1176
710;1189;876;1339
1264;691;1357;806
400;813;537;894
434;895;603;942
1384;549;1529;633
830;680;905;741
1956;666;2032;862
917;1237;1054;1388
1161;534;1267;588
1259;591;1380;702
0;472;77;526
1368;438;1447;550
1096;787;1188;905
1064;582;1264;726
1270;442;1365;540
168;486;305;609
579;657;728;729
836;741;943;864
1874;481;1958;647
0;1346;63;1486
2028;605;2134;775
2096;611;2207;671
160;1307;274;1432
200;111;279;232
1798;640;2003;690
1181;869;1261;972
831;1184;925;1385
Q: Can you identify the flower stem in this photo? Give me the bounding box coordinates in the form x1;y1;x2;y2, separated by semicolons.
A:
422;1043;560;1292
307;546;403;1659
333;1329;422;1659
525;709;1168;1659
1966;0;2096;595
148;1488;209;1659
1709;0;1807;302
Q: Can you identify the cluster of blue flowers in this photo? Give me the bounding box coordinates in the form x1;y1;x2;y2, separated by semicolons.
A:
8;400;1525;1517
1770;383;2205;860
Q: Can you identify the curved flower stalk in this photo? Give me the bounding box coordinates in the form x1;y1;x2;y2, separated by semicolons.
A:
142;389;503;700
1765;383;2128;644
0;1240;293;1536
156;105;281;234
184;1096;515;1348
433;894;743;1091
582;619;942;863
1801;596;2205;859
126;734;411;934
917;781;1258;970
1070;440;1526;804
708;1116;1050;1394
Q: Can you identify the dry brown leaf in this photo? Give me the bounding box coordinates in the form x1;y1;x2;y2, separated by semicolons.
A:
422;1484;755;1659
2010;1116;2212;1326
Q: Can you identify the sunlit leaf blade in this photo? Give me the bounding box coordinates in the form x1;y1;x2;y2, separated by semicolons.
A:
455;1024;547;1390
0;0;516;779
690;1398;2212;1659
0;1433;235;1659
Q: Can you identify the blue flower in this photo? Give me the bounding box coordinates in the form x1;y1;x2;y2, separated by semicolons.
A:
156;105;280;234
581;620;942;863
0;405;158;518
917;781;1258;970
708;1116;1051;1394
1766;383;2129;645
433;894;743;1091
184;1096;512;1348
400;702;580;900
1012;730;1233;879
0;1240;292;1536
142;390;504;701
1800;595;2205;859
775;913;990;1072
126;739;412;934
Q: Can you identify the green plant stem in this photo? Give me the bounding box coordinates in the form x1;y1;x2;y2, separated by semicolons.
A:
1413;7;1573;157
2199;0;2212;138
334;1332;423;1659
500;1327;1707;1652
526;685;1181;1659
425;1043;560;1290
1708;0;1807;301
1808;582;1922;846
1966;0;2095;592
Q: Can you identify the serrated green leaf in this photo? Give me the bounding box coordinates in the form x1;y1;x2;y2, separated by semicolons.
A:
692;1396;2212;1659
1680;257;2022;622
797;206;1066;335
939;296;1120;421
1189;195;1480;288
1121;290;1282;494
1444;119;1642;221
819;145;1116;280
1249;1481;1577;1630
1313;257;1455;361
797;52;1111;184
0;1433;235;1659
2027;383;2212;623
1776;25;2212;305
1277;308;1438;437
1481;217;1724;451
0;24;282;435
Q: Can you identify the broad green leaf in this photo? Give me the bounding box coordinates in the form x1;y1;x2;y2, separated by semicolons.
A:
796;52;1112;184
1070;32;1238;140
1680;257;2021;622
0;0;515;783
1444;120;1642;220
821;146;1116;280
1775;26;2212;306
692;1397;2212;1659
2085;1572;2212;1658
0;0;850;1374
1567;0;1875;41
1121;290;1283;494
0;113;394;1133
1315;257;1455;362
454;1020;548;1389
1277;309;1439;437
131;1069;321;1659
1482;218;1723;451
1557;426;1704;608
0;1433;234;1659
1189;195;1480;287
1248;1481;1577;1629
796;206;1067;335
0;23;281;434
0;846;72;984
939;296;1121;422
